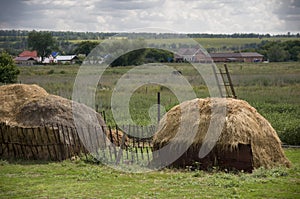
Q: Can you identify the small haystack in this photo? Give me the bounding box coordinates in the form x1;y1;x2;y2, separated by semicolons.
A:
152;98;291;172
0;84;127;160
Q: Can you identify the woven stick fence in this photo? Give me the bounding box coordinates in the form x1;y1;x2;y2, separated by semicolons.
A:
0;122;155;165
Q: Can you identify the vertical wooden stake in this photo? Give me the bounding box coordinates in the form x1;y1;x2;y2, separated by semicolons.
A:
157;92;161;124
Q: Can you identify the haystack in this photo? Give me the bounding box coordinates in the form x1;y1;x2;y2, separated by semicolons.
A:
0;84;127;160
152;98;291;172
0;84;106;127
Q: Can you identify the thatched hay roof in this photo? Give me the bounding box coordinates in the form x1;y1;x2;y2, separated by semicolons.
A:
0;84;105;128
152;98;291;170
0;84;48;124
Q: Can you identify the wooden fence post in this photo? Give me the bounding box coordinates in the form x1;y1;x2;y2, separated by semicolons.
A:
157;92;161;124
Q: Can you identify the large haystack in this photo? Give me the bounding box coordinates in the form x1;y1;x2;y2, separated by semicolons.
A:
0;84;106;128
152;98;291;172
0;84;127;160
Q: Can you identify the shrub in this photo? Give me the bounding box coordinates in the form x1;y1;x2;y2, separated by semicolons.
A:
0;51;20;83
47;69;55;74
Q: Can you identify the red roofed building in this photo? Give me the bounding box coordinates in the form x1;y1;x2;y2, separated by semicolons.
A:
210;52;264;62
18;50;38;57
174;48;211;63
14;50;39;65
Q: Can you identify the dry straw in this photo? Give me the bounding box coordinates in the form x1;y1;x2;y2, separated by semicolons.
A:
0;84;126;160
152;98;291;171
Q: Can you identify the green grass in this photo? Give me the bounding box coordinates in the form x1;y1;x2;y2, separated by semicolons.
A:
15;62;300;144
0;149;299;198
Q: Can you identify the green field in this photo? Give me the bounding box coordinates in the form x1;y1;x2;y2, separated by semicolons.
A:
145;37;300;49
16;62;300;144
0;148;299;198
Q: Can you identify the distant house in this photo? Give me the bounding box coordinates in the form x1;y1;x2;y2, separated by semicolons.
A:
174;49;264;63
42;55;55;64
174;48;209;62
55;55;79;64
210;52;264;63
14;50;39;66
240;52;264;62
209;53;240;62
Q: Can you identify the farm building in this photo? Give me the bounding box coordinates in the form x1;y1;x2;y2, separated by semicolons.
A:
210;52;264;62
174;49;263;63
151;98;290;172
174;48;210;62
55;55;79;64
14;50;39;65
240;52;264;62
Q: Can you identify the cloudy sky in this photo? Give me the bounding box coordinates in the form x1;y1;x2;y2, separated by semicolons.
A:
0;0;299;34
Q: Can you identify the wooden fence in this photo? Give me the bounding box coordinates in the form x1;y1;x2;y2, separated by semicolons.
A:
0;122;155;165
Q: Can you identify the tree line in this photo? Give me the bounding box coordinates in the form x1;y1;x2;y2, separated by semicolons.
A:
1;30;299;38
241;40;300;62
1;30;300;63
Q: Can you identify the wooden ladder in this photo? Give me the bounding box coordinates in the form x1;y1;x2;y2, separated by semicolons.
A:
216;63;237;98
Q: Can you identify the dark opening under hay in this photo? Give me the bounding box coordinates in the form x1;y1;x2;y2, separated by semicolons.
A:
151;98;291;172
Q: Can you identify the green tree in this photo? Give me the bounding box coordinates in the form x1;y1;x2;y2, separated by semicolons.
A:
284;40;300;61
267;44;290;62
28;31;57;58
145;49;173;62
73;41;100;56
110;48;147;66
0;52;20;83
108;39;147;67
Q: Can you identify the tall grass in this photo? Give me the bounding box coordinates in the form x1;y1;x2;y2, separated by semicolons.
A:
16;62;300;144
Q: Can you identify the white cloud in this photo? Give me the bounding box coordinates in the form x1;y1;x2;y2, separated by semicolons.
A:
0;0;299;33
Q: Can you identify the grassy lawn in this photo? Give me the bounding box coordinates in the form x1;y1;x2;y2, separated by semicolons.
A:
0;149;299;198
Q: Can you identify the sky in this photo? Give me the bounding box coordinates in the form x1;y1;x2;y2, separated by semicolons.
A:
0;0;299;34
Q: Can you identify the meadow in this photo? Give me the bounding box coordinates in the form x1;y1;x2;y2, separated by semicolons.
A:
17;61;300;145
66;36;300;47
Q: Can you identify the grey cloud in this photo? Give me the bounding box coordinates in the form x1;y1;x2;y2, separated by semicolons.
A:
274;0;300;19
94;0;165;11
273;0;300;30
0;0;28;21
0;0;298;33
192;0;236;10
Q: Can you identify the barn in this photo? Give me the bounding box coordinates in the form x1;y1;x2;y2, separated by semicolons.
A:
14;50;39;66
174;49;264;63
210;52;263;63
55;55;79;64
